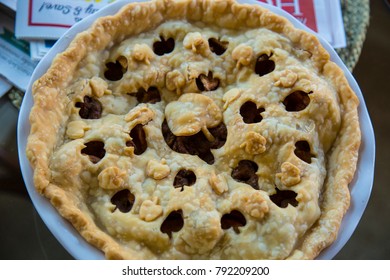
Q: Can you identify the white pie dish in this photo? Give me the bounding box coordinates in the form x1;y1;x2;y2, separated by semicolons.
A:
17;0;375;260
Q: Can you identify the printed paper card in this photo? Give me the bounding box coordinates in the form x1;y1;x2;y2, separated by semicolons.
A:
16;0;116;40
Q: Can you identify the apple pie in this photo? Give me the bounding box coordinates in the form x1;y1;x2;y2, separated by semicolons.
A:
26;0;361;259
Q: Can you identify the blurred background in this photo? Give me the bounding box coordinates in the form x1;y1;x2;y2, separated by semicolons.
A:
0;0;388;259
334;0;389;259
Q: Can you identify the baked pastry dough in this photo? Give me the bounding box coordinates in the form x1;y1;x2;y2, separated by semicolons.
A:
26;0;361;259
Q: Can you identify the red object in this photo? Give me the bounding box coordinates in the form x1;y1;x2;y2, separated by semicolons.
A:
257;0;318;31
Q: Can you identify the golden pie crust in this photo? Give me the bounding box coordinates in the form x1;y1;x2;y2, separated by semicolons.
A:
26;0;361;259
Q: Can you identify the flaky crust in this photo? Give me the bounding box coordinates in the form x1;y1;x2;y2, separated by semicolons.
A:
26;0;360;259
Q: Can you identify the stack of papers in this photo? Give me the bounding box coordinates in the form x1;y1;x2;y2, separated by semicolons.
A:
0;0;346;94
0;0;36;94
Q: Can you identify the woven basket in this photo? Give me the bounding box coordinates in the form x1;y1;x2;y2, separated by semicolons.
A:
7;0;370;109
336;0;370;71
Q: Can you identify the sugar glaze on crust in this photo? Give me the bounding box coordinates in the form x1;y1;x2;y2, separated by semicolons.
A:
26;0;360;259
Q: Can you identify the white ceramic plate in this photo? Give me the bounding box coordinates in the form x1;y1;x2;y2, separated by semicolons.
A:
17;0;375;260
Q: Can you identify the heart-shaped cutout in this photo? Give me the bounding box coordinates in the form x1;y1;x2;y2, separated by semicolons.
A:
240;101;265;124
111;189;135;213
153;36;175;56
221;210;246;233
